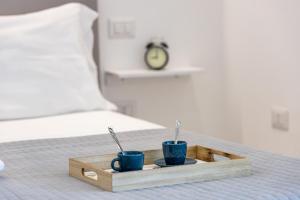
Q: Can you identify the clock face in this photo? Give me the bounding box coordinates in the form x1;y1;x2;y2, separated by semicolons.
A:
145;47;169;70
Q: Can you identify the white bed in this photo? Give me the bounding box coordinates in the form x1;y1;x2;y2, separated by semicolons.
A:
0;111;164;143
0;3;164;144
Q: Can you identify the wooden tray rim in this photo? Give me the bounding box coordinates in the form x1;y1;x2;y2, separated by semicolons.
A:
70;144;249;176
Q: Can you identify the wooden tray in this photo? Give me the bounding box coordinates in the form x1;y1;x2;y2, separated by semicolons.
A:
69;145;251;192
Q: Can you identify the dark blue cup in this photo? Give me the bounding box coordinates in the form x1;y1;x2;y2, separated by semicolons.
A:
111;151;144;172
162;141;187;165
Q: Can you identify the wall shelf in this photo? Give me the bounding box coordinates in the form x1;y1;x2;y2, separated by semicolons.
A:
105;66;204;80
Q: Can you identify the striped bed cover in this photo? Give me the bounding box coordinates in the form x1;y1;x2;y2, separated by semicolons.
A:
0;129;299;200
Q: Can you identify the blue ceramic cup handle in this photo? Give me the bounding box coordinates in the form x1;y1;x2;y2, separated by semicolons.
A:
111;158;121;172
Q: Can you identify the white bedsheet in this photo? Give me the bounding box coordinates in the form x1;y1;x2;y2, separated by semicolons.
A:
0;111;164;143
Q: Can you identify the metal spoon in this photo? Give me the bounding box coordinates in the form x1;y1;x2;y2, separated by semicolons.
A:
174;120;182;144
108;127;125;155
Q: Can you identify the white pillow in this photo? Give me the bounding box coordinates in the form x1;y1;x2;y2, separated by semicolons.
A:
0;3;116;120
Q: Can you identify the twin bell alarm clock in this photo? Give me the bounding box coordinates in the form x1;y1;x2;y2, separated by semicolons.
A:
144;39;169;70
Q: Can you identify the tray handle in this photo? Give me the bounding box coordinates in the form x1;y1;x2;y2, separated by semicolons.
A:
81;168;99;181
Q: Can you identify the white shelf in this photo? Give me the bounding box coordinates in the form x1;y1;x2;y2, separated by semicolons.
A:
105;66;204;79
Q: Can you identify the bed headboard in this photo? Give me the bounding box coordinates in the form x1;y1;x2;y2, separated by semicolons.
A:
0;0;100;73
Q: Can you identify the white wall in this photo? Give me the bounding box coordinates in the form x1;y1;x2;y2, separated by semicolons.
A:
223;0;300;157
98;0;239;141
98;0;300;157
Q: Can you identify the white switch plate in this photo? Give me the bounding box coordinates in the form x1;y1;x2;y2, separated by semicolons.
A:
108;18;135;39
271;106;289;131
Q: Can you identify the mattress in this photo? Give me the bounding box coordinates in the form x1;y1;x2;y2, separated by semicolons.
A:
0;111;164;143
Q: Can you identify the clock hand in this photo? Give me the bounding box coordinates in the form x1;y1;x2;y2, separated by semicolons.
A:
155;48;158;59
151;52;156;59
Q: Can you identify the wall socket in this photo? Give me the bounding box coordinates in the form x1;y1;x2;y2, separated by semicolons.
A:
115;100;137;116
271;106;289;131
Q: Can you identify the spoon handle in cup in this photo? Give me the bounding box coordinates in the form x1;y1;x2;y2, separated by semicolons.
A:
108;127;124;154
174;120;181;144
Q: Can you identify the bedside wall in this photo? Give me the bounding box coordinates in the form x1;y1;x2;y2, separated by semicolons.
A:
223;0;300;157
98;0;238;142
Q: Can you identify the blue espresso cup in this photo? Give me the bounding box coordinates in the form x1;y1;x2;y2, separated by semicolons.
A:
162;141;187;165
111;151;144;172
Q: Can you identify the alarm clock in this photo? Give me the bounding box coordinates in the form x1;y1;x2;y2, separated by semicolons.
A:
144;42;169;70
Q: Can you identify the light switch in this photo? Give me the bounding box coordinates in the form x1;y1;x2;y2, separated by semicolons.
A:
124;22;135;36
271;106;289;131
113;22;124;34
108;18;135;39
